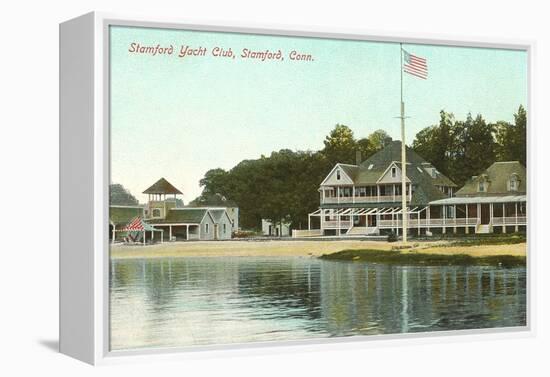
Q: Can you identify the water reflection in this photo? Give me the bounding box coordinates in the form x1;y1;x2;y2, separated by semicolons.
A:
110;257;526;350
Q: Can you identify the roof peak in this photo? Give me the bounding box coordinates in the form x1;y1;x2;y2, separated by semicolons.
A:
143;178;183;195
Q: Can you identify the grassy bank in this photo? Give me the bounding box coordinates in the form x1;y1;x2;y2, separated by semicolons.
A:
320;248;526;268
414;232;526;246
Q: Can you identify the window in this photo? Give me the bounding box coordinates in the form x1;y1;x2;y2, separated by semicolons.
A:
391;166;397;178
152;208;161;218
509;176;519;191
223;223;227;234
478;181;485;192
336;170;341;180
205;223;209;234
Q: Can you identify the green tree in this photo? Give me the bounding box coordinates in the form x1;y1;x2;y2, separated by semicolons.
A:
110;183;139;205
322;124;357;165
412;111;453;178
198;168;229;196
495;105;527;165
367;129;393;151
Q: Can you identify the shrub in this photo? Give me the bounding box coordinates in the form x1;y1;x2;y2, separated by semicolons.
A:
387;231;398;242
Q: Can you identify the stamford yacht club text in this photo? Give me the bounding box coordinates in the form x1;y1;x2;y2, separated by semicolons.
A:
128;42;315;62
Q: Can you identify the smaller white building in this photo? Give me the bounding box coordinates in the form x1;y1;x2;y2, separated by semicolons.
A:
262;219;291;237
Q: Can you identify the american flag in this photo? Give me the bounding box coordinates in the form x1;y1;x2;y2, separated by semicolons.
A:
403;49;428;79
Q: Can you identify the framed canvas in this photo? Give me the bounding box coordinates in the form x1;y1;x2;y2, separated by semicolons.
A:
59;12;534;365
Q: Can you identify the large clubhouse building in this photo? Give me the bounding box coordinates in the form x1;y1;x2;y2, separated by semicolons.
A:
300;141;526;237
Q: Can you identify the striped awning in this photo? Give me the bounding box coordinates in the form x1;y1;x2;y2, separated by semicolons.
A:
122;217;159;232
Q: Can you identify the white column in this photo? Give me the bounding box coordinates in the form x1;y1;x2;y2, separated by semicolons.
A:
502;203;507;233
442;206;446;234
515;202;519;232
186;225;189;240
453;204;457;233
337;212;341;236
337;187;340;204
112;226;115;244
465;204;469;234
377;185;380;203
427;207;431;232
352;186;355;203
417;210;421;236
169;225;172;241
308;214;311;231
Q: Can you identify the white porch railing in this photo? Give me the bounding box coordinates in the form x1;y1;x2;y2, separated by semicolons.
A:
292;229;323;238
321;195;406;204
492;216;527;225
376;217;526;229
322;220;353;228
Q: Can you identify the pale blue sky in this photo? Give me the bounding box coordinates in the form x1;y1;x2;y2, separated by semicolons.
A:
110;26;527;203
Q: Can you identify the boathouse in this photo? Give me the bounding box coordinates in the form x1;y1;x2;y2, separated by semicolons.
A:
109;178;235;242
143;178;233;241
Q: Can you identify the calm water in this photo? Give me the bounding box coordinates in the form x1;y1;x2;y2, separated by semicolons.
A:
110;257;526;350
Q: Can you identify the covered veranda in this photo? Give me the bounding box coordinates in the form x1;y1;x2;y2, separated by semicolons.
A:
148;223;201;241
307;206;429;236
428;195;527;234
112;217;164;245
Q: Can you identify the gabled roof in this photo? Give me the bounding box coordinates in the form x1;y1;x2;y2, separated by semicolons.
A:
109;205;145;226
455;161;526;197
143;178;183;195
209;209;231;223
320;141;457;205
320;163;357;186
350;141;455;187
148;208;209;224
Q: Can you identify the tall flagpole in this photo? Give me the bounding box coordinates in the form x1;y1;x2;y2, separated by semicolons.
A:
400;43;408;243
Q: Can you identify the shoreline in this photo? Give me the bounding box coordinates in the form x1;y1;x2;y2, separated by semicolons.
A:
110;239;526;260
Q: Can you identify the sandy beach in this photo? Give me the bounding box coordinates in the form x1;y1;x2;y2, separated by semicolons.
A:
110;239;527;259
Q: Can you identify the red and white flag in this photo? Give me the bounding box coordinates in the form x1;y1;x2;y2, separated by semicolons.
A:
403;50;428;79
123;217;144;231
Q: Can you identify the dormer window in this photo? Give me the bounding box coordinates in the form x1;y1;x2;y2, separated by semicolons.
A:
391;166;397;178
509;175;519;191
336;170;341;180
478;181;486;192
152;208;161;218
478;174;489;193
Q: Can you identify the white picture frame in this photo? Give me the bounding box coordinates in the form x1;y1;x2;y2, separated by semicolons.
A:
59;11;535;365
